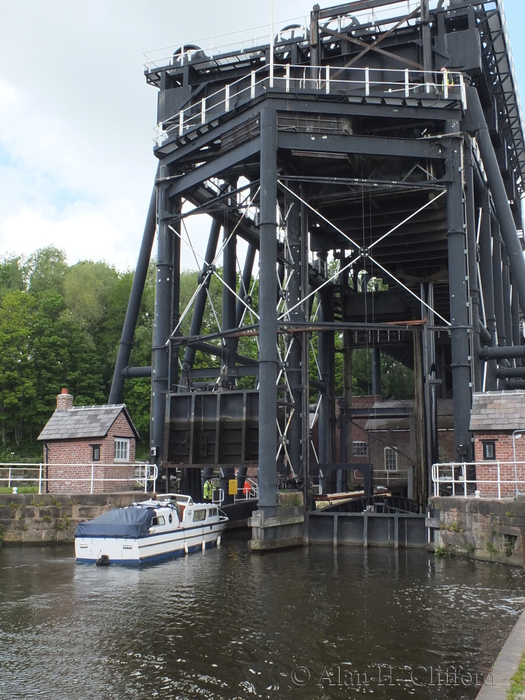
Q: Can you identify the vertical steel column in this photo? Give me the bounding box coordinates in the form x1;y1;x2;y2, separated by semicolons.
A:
478;191;498;389
152;187;177;463
235;244;256;327
109;182;157;405
492;225;506;348
446;129;472;460
258;105;279;508
222;219;237;383
512;284;521;350
464;146;481;391
371;347;381;397
181;218;221;386
318;268;335;479
502;256;513;351
286;198;305;479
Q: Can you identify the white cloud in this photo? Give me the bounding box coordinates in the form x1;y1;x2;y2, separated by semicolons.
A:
0;0;523;272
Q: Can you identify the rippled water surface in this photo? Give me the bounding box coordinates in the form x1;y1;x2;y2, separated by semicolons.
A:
0;536;524;699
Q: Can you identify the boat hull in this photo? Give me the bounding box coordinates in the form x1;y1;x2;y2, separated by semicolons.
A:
75;521;227;565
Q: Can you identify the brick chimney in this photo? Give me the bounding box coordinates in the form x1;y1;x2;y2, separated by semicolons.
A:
56;388;74;411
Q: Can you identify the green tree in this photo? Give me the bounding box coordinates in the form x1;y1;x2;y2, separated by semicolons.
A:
26;246;67;296
0;291;37;446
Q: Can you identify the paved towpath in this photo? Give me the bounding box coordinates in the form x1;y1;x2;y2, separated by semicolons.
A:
477;608;525;699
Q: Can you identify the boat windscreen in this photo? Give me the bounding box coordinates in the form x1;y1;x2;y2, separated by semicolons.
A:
74;507;155;539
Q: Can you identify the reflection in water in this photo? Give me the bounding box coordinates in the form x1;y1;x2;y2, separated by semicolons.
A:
0;539;524;699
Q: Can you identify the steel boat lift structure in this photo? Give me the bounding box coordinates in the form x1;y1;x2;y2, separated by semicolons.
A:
109;0;525;544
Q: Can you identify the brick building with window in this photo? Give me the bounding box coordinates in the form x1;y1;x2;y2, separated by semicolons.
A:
38;389;139;493
470;391;525;498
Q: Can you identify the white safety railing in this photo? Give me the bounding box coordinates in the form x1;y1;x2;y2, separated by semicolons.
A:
372;469;409;487
0;462;158;495
432;461;525;499
212;488;225;506
234;477;259;502
154;64;466;146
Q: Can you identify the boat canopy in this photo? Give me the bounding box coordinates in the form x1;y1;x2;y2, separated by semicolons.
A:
75;507;155;539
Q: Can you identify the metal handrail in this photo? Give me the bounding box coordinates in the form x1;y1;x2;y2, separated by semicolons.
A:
154;64;466;146
234;477;259;502
0;462;158;495
432;461;525;499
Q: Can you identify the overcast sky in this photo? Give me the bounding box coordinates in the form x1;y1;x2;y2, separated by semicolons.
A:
0;0;523;272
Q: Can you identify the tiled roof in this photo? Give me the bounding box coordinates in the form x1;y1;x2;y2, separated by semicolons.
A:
469;391;525;432
38;404;139;441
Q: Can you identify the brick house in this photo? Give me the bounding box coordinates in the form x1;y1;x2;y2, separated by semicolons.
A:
339;396;454;496
470;391;525;498
38;389;139;493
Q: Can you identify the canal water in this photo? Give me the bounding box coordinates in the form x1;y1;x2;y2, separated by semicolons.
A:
0;536;524;700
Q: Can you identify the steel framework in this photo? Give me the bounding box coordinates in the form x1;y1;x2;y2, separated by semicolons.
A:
110;0;524;508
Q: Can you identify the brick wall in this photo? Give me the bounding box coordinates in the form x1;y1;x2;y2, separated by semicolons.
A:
474;432;525;497
46;462;137;493
44;412;137;493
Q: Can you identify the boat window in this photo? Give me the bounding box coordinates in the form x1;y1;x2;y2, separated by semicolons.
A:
209;507;217;517
151;515;165;526
168;513;173;524
193;509;206;522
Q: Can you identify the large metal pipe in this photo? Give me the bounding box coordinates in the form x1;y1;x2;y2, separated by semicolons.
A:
495;368;525;379
479;345;525;361
466;86;525;309
445;122;472;461
258;105;279;508
109;182;157;404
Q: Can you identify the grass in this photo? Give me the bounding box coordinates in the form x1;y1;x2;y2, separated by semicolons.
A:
508;651;525;699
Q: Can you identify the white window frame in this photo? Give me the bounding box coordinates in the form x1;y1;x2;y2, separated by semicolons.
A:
384;446;397;471
353;441;368;457
114;437;130;462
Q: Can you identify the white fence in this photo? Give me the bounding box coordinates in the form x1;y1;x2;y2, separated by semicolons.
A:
155;64;466;146
432;461;525;499
0;462;158;495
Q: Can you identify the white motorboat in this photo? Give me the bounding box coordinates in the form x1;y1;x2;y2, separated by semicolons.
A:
74;494;228;566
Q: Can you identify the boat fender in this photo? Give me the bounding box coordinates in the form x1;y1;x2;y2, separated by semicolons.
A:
202;540;206;551
217;535;221;547
184;541;188;555
96;554;110;567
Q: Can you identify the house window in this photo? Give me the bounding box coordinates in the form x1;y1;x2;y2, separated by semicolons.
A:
384;447;397;471
91;444;101;462
114;438;130;462
482;441;496;461
353;441;368;457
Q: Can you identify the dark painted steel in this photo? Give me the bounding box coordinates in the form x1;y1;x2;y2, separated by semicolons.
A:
445;125;472;461
109;183;157;404
181;218;221;384
258;105;279;508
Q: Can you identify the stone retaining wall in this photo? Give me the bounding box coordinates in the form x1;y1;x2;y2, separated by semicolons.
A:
0;492;150;545
430;496;525;567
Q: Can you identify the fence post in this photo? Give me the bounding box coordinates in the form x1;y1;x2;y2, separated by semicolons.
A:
365;67;370;96
497;462;501;499
325;66;330;94
91;464;94;494
39;463;43;495
404;68;410;98
201;97;206;125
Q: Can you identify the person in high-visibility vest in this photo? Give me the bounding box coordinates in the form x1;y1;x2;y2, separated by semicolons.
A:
204;478;213;502
243;479;250;498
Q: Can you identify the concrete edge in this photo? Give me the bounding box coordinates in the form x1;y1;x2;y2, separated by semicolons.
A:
476;607;525;699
